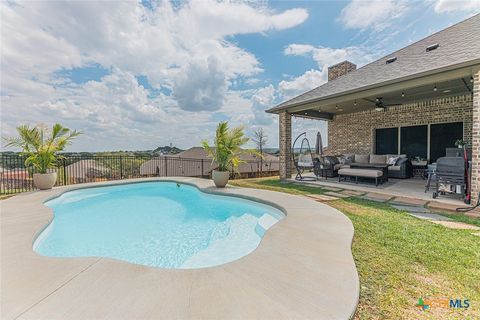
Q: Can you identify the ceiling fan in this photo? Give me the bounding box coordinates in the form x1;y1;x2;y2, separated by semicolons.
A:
363;97;402;111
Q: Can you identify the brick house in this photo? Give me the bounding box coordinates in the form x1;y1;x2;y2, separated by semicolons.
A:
267;14;480;202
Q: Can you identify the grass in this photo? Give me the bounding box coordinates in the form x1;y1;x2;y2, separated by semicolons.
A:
231;178;480;320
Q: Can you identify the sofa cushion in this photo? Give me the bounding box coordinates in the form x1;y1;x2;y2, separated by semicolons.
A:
370;154;386;164
388;165;401;171
334;164;351;170
355;154;370;164
339;168;383;178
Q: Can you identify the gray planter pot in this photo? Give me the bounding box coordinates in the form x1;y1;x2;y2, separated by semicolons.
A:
33;172;57;190
212;170;229;188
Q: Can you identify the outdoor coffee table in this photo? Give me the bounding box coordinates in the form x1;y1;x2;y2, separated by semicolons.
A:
349;163;390;183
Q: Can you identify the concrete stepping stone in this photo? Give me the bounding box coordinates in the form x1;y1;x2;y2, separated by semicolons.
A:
431;221;480;230
359;192;393;202
321;186;343;192
408;212;453;221
324;191;350;198
340;190;365;196
390;196;427;206
391;205;431;213
472;232;480;237
305;194;339;201
427;201;463;212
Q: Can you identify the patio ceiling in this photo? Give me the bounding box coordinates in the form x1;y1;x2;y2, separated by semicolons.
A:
289;66;477;120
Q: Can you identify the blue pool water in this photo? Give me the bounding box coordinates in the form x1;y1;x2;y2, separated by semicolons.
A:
34;182;284;269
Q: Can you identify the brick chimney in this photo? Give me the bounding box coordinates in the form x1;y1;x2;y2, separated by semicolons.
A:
328;60;356;81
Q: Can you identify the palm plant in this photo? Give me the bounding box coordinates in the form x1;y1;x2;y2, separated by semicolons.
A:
4;123;81;173
202;122;251;172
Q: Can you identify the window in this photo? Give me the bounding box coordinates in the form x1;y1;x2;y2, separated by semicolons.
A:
401;125;428;159
430;122;463;162
375;128;398;154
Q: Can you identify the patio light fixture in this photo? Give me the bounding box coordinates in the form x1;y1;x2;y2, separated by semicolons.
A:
433;84;437;92
354;100;357;106
401;91;405;97
471;76;474;83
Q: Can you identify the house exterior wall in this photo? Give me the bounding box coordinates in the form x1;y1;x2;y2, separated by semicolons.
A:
471;70;480;204
279;111;292;180
327;94;474;156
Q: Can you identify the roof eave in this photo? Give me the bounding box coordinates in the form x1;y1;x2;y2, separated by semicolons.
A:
266;59;480;114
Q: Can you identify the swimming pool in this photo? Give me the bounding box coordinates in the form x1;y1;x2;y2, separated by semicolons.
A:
34;182;284;269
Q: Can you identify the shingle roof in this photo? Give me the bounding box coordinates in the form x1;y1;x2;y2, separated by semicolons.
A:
268;14;480;113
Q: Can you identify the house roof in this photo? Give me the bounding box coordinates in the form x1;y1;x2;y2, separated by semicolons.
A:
267;14;480;113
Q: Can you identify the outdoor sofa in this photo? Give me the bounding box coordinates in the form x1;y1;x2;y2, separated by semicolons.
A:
313;154;412;179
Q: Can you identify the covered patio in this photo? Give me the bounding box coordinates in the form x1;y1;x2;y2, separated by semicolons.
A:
267;15;480;207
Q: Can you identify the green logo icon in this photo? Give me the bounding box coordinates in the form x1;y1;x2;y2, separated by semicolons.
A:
416;298;429;311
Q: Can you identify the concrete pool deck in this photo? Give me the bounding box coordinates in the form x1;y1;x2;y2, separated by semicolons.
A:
1;177;359;320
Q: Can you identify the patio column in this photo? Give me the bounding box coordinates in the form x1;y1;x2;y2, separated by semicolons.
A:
471;69;480;204
279;111;292;180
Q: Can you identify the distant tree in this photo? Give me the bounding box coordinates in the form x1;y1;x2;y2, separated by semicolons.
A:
252;128;267;176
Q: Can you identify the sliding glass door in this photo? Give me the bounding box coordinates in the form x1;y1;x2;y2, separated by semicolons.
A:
430;122;463;162
375;127;398;155
400;125;428;159
375;122;464;161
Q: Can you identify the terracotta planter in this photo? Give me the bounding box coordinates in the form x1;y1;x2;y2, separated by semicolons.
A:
212;170;230;188
33;172;57;190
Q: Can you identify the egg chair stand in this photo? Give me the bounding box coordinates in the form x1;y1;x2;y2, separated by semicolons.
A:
292;132;316;181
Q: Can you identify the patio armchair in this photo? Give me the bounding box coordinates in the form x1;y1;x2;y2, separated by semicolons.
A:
387;157;412;179
313;155;339;178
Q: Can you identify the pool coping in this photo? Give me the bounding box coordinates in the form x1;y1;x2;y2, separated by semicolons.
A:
1;177;359;320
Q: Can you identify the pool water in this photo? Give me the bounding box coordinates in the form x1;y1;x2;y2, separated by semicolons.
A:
34;182;284;269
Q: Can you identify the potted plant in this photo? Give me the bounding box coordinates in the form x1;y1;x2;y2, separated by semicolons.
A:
4;123;81;190
454;139;465;149
202;122;251;187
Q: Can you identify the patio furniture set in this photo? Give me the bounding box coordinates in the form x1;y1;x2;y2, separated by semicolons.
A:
314;153;412;186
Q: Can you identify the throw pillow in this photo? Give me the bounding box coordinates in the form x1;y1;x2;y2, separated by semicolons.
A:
388;156;399;165
344;154;354;164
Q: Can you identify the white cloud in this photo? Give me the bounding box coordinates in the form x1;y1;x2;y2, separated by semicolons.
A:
278;70;325;100
278;44;374;99
1;0;308;150
433;0;480;13
339;0;410;31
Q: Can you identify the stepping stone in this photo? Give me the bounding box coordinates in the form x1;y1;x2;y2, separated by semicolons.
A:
427;201;463;212
390;196;427;206
472;232;480;237
325;191;350;198
321;186;343;192
340;190;365;196
431;221;480;230
391;205;431;213
305;194;339;201
408;212;453;221
360;193;393;202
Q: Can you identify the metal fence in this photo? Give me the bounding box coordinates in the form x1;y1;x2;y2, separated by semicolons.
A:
0;154;279;194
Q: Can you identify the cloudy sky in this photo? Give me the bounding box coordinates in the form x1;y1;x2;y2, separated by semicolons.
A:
1;0;479;151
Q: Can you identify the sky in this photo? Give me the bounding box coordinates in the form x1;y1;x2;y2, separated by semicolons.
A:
1;0;479;152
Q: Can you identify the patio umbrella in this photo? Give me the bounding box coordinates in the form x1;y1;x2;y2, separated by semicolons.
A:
315;131;323;155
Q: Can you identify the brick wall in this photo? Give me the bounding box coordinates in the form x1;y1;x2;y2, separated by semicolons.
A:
279;111;292;180
471;71;480;204
327;94;473;156
328;61;357;81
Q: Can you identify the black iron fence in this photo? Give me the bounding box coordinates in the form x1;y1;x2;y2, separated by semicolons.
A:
0;154;279;194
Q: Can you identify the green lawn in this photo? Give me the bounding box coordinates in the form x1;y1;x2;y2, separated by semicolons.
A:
231;178;480;320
